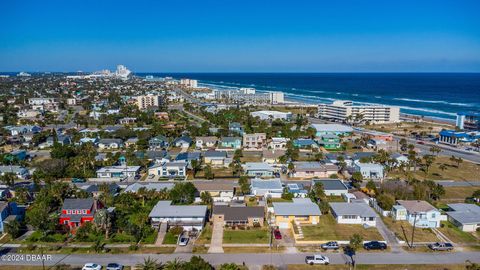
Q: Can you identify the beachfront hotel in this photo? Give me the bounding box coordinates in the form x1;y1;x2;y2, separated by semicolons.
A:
317;100;400;124
456;111;480;131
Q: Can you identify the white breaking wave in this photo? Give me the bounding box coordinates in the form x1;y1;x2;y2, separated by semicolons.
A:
393;98;476;107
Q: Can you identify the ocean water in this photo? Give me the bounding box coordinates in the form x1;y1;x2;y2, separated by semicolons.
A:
141;73;480;121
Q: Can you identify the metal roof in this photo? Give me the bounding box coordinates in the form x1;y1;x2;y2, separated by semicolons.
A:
148;201;207;218
330;202;376;218
273;198;321;216
446;203;480;225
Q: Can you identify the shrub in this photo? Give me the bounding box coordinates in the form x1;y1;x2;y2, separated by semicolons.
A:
169;226;184;235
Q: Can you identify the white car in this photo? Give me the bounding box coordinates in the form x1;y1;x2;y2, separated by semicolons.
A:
178;235;189;246
305;254;330;265
82;263;102;270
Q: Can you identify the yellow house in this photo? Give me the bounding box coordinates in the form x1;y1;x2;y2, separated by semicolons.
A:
273;198;321;229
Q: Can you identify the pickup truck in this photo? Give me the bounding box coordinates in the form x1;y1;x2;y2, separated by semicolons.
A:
321;241;340;250
305;254;330;265
428;242;453;251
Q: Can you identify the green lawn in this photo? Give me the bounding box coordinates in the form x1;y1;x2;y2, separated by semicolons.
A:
438;221;479;244
301;214;382;241
223;227;270;244
162;231;180;245
195;223;213;245
381;217;438;242
326;196;345;202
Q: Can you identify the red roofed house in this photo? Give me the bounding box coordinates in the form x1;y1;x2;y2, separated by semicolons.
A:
59;198;101;230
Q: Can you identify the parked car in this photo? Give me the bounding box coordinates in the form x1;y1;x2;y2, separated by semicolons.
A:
363;241;387;250
178;235;189;246
106;263;123;270
428;242;453;251
274;229;282;240
148;174;155;179
72;178;86;183
305;254;330;265
417;141;425;145
321;241;339;250
82;263;101;270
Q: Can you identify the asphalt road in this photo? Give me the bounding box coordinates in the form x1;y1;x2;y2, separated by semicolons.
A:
2;251;479;267
436;180;480;187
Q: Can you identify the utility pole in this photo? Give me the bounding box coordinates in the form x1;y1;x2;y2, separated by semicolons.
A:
410;213;417;248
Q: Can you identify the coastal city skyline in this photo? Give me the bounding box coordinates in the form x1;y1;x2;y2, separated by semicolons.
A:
1;0;480;72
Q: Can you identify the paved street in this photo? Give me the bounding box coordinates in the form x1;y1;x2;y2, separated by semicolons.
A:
2;251;479;267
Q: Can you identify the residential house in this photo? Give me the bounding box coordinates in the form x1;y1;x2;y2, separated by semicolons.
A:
5;125;42;136
262;149;286;165
148;200;208;231
291;162;338;179
149;135;169;149
243;133;267;149
175;152;201;167
96;166;141;178
244;162;275;178
0;166;30;179
136;150;170;164
124;182;175;193
98;138;123;150
285;183;309;198
103;126;123;133
250;178;283;198
229;122;244;135
311;124;353;137
59;198;101;230
46;135;72;147
272;198;322;229
391;153;409;167
354;161;384;180
193;180;237;203
5;150;27;161
392;200;442;228
0;202;20;233
78;137;99;145
317;134;341;150
195;136;218;149
154;112;169;120
311;179;348;196
119;117;137;125
330;202;377;226
445;203;480;232
148;161;187;178
268;137;289;150
213;205;265;227
76;183;119;198
220;137;242;149
293;139;318;149
125;137;139;148
204;150;228;166
173;135;192;148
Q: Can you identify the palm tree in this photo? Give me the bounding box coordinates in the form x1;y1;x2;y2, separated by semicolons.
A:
136;257;164;270
164;258;184;270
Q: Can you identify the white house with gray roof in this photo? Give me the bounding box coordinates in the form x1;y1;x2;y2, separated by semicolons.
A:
244;162;274;178
0;166;30;179
250;178;283;198
311;179;348;196
148;200;207;231
446;203;480;232
330;202;377;226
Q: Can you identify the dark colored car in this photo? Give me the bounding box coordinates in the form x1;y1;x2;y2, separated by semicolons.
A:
274;229;282;240
363;241;387;250
106;263;124;270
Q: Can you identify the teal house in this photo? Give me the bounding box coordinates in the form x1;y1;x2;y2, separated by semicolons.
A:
220;137;242;149
318;134;341;150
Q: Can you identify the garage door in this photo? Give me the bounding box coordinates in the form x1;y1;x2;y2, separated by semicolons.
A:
278;222;290;229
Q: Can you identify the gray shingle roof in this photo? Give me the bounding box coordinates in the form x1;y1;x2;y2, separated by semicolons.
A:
251;179;282;190
213;205;264;221
446;203;480;225
273;198;321;216
312;179;348;191
148;201;207;218
62;198;94;210
330;202;376;218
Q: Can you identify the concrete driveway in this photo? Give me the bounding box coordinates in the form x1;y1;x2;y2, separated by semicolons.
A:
208;221;224;253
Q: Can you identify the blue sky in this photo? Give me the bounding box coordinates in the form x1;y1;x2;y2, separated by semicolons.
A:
1;0;480;72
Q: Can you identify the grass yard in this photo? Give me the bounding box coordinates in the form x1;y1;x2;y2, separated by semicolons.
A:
222;246;285;253
301;214;383;241
240;151;263;162
381;217;439;243
365;121;453;135
390;156;480;181
223;227;270;244
195;223;213;245
326;196;345;202
162;231;180;245
442;186;477;202
438;221;479;244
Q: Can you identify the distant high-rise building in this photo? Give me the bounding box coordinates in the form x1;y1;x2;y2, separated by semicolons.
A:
456;112;480;131
115;65;131;79
318;100;400;124
180;78;198;88
136;95;162;110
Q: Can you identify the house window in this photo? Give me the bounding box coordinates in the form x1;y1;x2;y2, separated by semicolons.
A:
431;213;436;218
